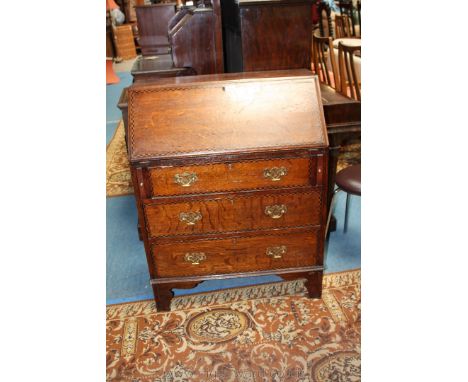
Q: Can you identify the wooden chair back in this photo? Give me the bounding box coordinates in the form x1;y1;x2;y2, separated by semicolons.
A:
318;1;333;37
338;1;356;36
335;14;354;38
312;35;339;89
338;41;361;100
318;1;361;38
357;1;361;33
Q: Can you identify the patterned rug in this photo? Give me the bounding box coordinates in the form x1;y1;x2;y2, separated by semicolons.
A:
107;269;360;381
336;141;361;173
106;121;361;197
107;121;133;197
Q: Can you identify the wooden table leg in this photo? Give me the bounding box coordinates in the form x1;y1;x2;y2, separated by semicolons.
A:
153;283;174;312
152;281;203;312
137;224;143;241
280;271;323;299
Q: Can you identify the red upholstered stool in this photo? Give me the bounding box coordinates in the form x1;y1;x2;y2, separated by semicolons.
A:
333;164;361;233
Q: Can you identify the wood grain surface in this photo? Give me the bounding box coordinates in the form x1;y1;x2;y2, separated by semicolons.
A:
148;157;315;196
221;0;313;72
240;3;312;71
143;188;322;238
127;73;327;161
151;229;320;277
136;4;176;56
168;0;224;75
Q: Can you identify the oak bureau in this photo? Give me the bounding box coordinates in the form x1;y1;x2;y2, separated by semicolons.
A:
127;70;329;311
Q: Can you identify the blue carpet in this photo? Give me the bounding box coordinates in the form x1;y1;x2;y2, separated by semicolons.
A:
106;195;152;303
106;72;132;145
326;192;361;271
106;73;361;305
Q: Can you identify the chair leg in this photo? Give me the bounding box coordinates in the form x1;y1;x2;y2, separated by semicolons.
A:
324;187;341;267
344;193;351;233
326;187;342;238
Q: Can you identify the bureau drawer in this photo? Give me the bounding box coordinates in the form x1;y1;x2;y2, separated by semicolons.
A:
143;189;322;238
147;157;316;196
151;230;321;278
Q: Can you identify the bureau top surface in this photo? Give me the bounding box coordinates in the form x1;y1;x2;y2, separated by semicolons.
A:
128;70;328;162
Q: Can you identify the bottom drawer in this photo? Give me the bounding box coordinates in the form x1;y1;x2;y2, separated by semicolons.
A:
151;230;321;278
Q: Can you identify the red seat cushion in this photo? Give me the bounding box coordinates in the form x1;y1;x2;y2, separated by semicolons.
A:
336;164;361;195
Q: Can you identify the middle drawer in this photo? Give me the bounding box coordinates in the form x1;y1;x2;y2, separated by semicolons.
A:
143;189;322;238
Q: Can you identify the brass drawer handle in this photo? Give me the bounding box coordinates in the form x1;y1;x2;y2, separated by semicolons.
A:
263;166;288;181
265;204;287;219
266;246;287;259
179;211;202;225
174;172;198;187
184;252;206;265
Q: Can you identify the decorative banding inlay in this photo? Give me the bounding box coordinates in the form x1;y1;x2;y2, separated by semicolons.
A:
144;189;322;206
131;142;325;160
150;226;321;245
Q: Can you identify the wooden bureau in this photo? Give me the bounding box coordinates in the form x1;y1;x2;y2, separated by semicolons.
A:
127;70;329;311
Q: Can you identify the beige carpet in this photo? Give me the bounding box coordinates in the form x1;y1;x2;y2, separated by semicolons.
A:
107;269;361;381
106;121;133;197
337;141;361;173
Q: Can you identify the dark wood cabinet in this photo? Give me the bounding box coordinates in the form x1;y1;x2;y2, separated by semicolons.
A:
168;0;224;74
126;70;329;311
221;0;314;72
135;3;176;56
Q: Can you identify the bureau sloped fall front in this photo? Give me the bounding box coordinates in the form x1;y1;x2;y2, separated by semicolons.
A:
127;70;329;311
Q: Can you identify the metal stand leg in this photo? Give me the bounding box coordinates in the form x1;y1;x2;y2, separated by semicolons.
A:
324;187;342;268
344;193;351;233
326;187;342;237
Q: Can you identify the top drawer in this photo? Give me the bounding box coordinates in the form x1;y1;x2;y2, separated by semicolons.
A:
147;157;316;196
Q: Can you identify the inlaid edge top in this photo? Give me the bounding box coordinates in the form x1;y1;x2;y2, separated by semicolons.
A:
128;71;328;162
